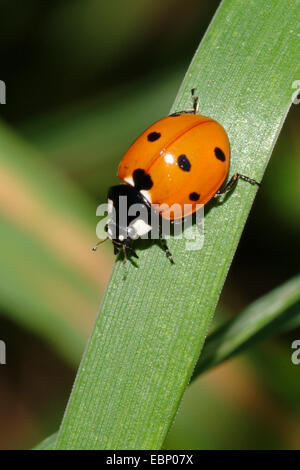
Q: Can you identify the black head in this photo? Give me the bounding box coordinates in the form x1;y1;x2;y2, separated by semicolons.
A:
106;184;154;245
94;184;173;264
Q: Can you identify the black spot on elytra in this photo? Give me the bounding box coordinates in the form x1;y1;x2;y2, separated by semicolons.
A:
147;131;161;142
189;192;200;201
214;147;226;161
177;154;191;172
133;169;153;190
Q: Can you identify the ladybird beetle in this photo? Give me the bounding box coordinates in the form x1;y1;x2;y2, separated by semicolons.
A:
93;89;260;263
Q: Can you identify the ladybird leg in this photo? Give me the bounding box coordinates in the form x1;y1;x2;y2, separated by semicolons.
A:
125;244;139;259
112;240;127;263
169;88;199;117
238;174;261;186
158;225;174;263
160;238;174;264
169;110;187;117
122;244;127;265
191;88;199;114
214;173;261;198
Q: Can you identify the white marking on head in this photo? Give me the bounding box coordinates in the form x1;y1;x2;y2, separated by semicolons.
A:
107;199;113;214
140;190;152;203
124;176;134;186
119;234;125;241
131;219;152;236
164;153;174;164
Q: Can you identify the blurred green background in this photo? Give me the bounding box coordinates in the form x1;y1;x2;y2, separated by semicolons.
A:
0;0;300;450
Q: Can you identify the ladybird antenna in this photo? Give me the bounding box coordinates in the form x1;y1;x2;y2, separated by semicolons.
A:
92;238;108;252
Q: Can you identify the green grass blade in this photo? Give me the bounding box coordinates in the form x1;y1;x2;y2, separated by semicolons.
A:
33;275;300;450
55;0;300;449
193;275;300;378
33;433;58;450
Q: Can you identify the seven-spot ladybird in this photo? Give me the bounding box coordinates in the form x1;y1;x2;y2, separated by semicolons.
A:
93;89;260;263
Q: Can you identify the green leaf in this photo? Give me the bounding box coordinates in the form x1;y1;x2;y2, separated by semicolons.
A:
54;0;300;449
193;275;300;378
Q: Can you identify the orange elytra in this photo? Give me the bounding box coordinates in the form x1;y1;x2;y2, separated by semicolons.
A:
118;112;230;220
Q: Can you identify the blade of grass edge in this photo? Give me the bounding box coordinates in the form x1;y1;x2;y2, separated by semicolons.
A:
54;0;300;450
33;433;58;451
193;274;300;378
